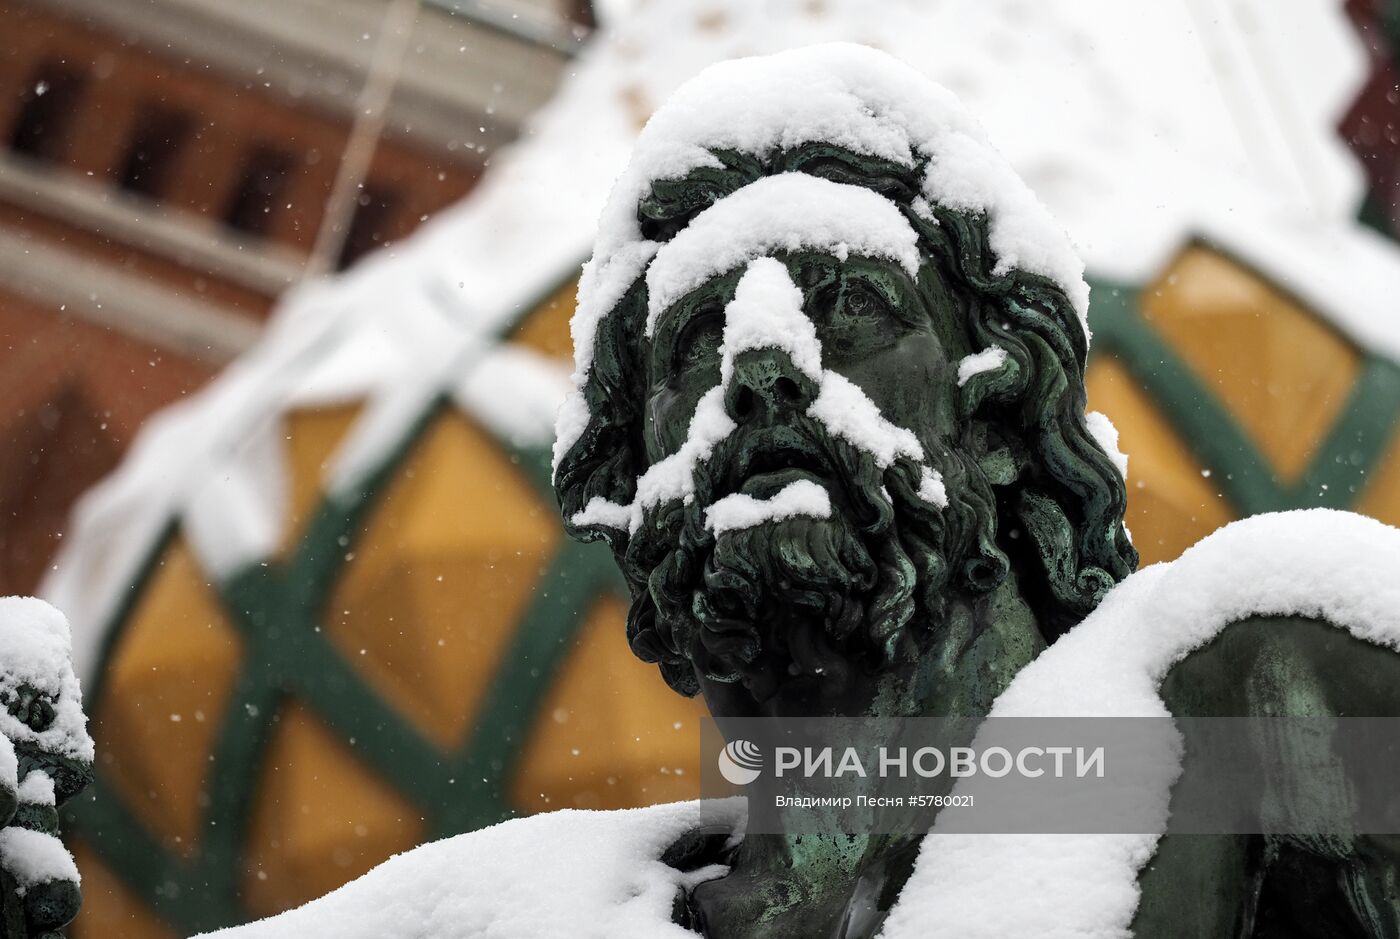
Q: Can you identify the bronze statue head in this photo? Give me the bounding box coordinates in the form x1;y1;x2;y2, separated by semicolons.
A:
553;45;1136;714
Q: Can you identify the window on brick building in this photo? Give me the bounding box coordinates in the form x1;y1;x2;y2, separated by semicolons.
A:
9;60;88;163
223;145;294;237
117;105;195;199
336;184;400;270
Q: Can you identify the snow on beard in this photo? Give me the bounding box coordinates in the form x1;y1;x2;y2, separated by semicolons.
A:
613;241;999;699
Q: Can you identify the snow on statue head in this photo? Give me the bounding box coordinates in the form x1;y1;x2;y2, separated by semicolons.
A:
553;44;1136;708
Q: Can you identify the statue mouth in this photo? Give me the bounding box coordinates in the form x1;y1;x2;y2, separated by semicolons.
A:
738;466;824;499
725;427;833;499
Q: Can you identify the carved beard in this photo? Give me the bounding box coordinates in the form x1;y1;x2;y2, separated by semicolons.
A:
625;416;1004;701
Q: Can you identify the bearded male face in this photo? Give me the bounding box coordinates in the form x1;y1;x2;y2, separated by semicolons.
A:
632;247;1002;710
553;46;1136;720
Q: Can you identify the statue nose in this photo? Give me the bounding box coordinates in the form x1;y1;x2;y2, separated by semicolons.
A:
725;348;816;425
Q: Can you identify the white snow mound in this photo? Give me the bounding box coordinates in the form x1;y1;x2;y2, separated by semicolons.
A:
0;827;79;889
196;799;744;939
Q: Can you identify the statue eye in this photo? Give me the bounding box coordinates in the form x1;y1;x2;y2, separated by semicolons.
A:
841;282;886;319
673;308;722;372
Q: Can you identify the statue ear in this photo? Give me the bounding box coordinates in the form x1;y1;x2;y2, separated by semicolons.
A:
957;334;1035;493
968;421;1028;489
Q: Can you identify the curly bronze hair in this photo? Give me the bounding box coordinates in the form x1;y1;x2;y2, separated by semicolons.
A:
554;144;1137;694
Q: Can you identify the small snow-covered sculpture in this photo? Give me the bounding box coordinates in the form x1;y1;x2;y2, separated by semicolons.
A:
0;598;93;939
200;42;1400;939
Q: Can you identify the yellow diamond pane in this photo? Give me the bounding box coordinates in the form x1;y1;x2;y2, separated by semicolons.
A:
70;841;180;939
509;277;579;362
327;410;560;750
1354;425;1400;527
511;594;710;813
1140;245;1361;483
1086;356;1235;566
278;405;363;558
241;700;425;919
93;535;244;855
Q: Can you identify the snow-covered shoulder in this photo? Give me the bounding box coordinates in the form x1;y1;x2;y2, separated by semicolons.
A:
881;509;1400;938
196;799;743;939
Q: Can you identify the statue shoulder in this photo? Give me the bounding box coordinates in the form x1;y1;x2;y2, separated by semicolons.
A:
1160;612;1400;715
992;510;1400;719
1145;510;1400;716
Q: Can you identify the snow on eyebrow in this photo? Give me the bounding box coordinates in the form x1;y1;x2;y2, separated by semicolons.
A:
644;173;920;336
705;479;832;536
719;258;822;385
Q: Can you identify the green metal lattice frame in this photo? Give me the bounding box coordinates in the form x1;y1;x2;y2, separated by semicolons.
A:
65;392;624;933
1089;266;1400;517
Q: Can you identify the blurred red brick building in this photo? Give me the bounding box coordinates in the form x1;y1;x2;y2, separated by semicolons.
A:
0;0;587;594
